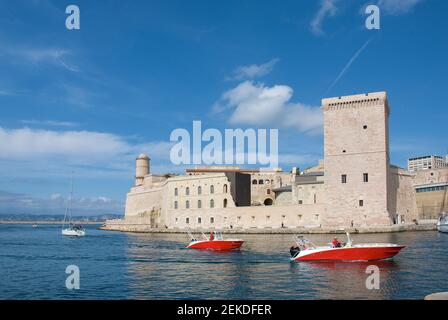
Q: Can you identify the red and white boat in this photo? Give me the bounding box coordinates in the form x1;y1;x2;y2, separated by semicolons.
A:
187;231;244;251
290;233;405;262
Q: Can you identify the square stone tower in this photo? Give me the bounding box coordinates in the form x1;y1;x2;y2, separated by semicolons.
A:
322;92;393;228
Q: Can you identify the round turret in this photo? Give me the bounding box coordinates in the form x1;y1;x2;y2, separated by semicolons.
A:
135;154;150;186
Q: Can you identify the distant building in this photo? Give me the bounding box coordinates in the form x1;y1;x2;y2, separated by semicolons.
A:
413;168;448;219
408;155;448;172
112;92;418;231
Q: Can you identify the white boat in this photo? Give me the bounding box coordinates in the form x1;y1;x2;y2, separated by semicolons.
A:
61;173;85;237
437;212;448;233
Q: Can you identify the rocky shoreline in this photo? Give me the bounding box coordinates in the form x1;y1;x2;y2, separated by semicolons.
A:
99;220;437;234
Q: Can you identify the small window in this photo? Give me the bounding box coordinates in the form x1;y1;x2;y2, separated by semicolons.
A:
174;201;178;209
341;174;347;183
363;125;368;129
342;150;346;153
186;217;189;224
223;198;228;208
186;200;190;209
198;200;202;209
359;200;364;207
210;199;214;208
210;217;214;224
363;173;369;183
198;217;202;224
252;179;257;185
298;200;303;204
259;179;264;184
198;186;202;195
223;184;228;193
210;185;214;194
267;189;271;194
186;187;190;196
174;188;178;196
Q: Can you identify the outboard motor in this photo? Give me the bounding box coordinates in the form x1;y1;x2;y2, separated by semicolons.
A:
290;246;300;258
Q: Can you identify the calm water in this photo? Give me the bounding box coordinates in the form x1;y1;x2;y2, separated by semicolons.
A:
0;224;447;299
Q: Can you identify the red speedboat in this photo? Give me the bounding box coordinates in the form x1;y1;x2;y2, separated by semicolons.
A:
290;233;405;262
187;231;244;251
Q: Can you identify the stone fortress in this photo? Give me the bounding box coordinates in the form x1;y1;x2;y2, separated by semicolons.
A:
103;91;447;233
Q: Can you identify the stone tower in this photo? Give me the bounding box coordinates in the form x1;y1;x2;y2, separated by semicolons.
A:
135;154;150;186
322;92;393;228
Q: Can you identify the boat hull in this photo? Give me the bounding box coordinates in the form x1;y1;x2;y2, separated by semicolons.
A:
437;223;448;233
62;229;85;237
187;240;244;250
292;245;405;262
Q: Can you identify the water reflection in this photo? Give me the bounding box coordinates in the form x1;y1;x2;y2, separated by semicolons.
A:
122;231;447;299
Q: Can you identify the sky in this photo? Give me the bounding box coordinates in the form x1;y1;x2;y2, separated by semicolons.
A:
0;0;447;215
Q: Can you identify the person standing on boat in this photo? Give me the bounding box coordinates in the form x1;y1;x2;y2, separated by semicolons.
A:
332;237;341;248
210;232;214;241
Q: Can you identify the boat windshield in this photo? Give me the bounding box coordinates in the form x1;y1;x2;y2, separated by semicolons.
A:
293;236;316;250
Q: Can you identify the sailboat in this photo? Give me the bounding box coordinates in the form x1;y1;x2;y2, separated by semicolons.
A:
62;173;85;237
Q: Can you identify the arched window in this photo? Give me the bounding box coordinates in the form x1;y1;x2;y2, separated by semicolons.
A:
223;198;228;208
198;200;202;209
264;198;273;206
210;199;214;208
186;187;190;196
174;188;178;196
186;200;190;209
174;201;178;209
210;185;214;194
198;186;202;195
265;179;270;184
223;184;228;193
252;179;257;185
259;179;264;184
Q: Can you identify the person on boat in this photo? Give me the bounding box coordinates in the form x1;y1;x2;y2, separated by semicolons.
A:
332;237;342;248
210;232;214;241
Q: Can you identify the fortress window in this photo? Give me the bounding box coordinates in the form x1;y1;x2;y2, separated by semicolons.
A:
363;125;368;129
252;179;257;185
210;217;214;224
210;185;215;194
298;200;303;204
186;187;190;196
210;199;214;208
198;217;202;224
174;188;178;196
223;198;228;208
186;217;189;224
223;184;228;193
259;179;264;184
267;189;271;194
359;200;364;207
186;200;190;209
198;186;202;194
363;173;369;182
342;150;346;153
341;174;347;183
198;200;202;208
174;201;178;209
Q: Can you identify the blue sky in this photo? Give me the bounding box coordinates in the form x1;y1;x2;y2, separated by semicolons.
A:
0;0;447;215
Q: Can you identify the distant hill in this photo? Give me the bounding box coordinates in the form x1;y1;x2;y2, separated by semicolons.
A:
0;213;123;222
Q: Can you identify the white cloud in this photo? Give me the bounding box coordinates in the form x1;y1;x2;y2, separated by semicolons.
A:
0;127;173;167
1;44;80;72
377;0;423;15
214;81;323;135
20;120;80;128
229;58;280;80
310;0;339;36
